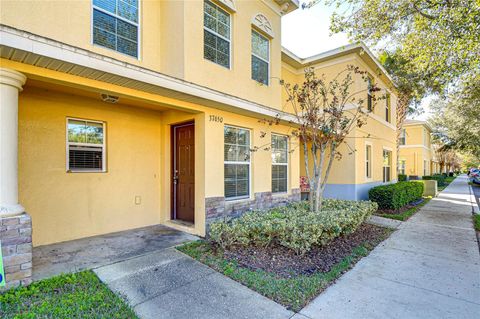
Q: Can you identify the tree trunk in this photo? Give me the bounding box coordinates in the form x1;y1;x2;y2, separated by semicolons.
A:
396;90;412;175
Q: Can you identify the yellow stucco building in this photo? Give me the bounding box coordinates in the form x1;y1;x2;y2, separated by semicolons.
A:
398;120;440;177
0;0;398;248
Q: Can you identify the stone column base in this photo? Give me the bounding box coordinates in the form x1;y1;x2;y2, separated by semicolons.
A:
0;213;32;291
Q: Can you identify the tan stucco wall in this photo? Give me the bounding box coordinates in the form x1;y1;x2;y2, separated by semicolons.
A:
1;0;285;110
399;124;433;176
19;87;164;246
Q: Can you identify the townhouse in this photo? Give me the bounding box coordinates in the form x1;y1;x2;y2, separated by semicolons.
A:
398;120;439;177
0;0;398;250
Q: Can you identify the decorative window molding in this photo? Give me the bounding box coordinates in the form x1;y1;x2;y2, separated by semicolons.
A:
215;0;236;12
252;13;274;38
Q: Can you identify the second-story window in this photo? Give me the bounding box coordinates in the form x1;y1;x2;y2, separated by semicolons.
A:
367;76;374;111
92;0;139;58
204;0;231;68
385;93;391;123
251;30;269;85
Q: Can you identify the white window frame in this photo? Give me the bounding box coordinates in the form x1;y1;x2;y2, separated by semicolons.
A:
203;0;231;69
91;0;141;59
251;29;270;85
224;125;251;200
365;142;372;180
385;92;391;123
66;117;107;173
399;159;406;175
382;147;392;183
271;133;288;193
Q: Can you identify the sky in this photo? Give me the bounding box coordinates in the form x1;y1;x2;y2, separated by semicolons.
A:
281;1;432;120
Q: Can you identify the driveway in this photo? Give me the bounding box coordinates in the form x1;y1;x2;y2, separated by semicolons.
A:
295;175;480;319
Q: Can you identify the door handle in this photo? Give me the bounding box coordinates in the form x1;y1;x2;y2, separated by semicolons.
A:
173;170;179;185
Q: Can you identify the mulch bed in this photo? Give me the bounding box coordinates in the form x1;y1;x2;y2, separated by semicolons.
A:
221;224;390;278
377;198;425;215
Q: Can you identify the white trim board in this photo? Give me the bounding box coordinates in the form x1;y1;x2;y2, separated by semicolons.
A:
0;25;296;123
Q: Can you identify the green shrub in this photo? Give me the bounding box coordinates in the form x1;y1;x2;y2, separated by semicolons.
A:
209;199;377;255
398;174;407;181
368;181;424;210
422;174;445;186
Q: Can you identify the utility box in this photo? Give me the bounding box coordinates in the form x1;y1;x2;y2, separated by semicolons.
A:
421;180;438;197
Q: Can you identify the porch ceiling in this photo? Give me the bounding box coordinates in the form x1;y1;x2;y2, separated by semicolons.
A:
0;25;296;123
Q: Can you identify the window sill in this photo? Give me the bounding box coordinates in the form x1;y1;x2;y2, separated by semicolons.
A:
67;170;107;173
225;196;250;202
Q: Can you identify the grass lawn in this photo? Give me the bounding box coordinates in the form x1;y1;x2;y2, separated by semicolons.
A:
474;214;480;232
0;270;138;319
177;227;392;312
375;197;431;221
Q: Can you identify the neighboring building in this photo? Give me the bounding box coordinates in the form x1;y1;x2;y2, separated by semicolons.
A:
398;119;439;177
282;45;398;200
0;0;398;250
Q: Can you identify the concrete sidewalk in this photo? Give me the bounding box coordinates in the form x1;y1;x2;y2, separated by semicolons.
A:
94;247;294;319
295;175;480;319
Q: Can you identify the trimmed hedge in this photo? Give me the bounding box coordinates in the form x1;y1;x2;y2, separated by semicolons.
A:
422;174;445;186
368;181;424;210
209;199;377;255
398;174;407;181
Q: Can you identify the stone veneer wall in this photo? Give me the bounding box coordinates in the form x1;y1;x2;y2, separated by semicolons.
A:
0;213;33;291
206;188;301;226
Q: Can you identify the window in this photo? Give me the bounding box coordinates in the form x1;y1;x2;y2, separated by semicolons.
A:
67;118;106;172
399;129;406;145
365;144;372;179
272;134;288;193
251;30;269;85
204;0;230;68
383;149;391;182
399;160;406;175
224;126;250;199
92;0;139;58
385;93;391;123
367;76;374;111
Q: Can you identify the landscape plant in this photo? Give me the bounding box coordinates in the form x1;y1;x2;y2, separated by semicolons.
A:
209;199;378;255
368;181;424;210
280;66;379;212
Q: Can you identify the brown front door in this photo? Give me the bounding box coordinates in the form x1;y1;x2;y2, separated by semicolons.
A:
172;122;195;223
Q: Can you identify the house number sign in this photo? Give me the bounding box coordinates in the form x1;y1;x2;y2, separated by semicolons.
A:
209;115;223;123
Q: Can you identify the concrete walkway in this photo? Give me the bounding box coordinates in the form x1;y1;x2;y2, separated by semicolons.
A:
94;247;293;319
295;175;480;319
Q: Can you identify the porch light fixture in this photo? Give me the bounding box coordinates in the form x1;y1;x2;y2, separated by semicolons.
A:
101;94;119;104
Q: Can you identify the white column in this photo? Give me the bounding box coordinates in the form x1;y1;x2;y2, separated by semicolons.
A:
0;68;26;217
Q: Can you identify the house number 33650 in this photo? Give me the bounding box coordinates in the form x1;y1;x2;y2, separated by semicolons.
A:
209;115;223;123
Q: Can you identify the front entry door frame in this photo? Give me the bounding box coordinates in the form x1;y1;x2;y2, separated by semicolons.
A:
171;121;195;223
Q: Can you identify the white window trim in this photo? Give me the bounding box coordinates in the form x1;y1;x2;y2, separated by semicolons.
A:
399;128;406;145
251;29;270;85
203;0;232;69
399;159;406;175
365;142;372;181
271;133;288;194
91;0;141;60
66;117;107;173
385;92;391;123
224;125;251;201
382;148;392;183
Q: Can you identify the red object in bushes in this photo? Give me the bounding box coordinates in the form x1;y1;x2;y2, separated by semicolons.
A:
300;176;310;192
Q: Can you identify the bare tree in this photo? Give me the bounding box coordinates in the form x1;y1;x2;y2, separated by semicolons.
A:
281;66;380;212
